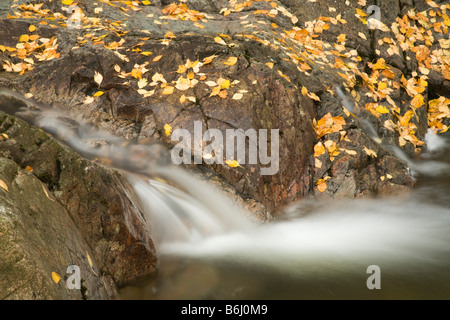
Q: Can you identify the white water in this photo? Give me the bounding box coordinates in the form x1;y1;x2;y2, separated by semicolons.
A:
123;130;450;299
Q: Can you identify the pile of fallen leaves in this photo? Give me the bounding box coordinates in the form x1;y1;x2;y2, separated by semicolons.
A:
1;0;449;185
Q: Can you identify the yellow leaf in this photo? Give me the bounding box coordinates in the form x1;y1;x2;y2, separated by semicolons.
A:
164;123;172;136
265;62;274;69
162;86;174;95
375;105;390;114
93;91;104;97
203;54;217;64
301;86;308;96
220;79;231;89
225;160;241;168
214;36;227;45
165;31;176;39
363;146;377;158
51;272;61;284
177;65;187;74
152;55;162;62
61;0;74;5
412;94;425;109
86;251;93;268
0;179;8;192
355;8;367;17
131;68;142;79
210;86;221;97
142;0;151;5
19;34;29;42
141;51;153;56
316;179;327;192
378;81;387;90
29;25;36;32
1;133;9;139
224;57;238;66
314;142;325;157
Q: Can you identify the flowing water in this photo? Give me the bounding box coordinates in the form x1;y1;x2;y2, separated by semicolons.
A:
1;88;449;300
120;131;450;300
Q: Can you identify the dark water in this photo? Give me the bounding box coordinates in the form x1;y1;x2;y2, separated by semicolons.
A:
121;132;450;300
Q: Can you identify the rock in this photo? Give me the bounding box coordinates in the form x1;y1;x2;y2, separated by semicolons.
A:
0;111;157;298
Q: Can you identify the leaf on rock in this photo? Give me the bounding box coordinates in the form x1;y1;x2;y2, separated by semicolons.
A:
164;123;172;136
51;272;61;284
316;179;327;192
0;179;9;192
224;57;238;66
94;71;103;86
225;160;241;168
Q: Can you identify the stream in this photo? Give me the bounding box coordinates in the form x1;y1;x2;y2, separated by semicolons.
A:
121;131;450;300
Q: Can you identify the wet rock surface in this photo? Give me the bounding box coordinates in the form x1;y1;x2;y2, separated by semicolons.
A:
0;111;157;299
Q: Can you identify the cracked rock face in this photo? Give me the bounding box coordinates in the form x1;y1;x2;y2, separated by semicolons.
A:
0;0;428;211
0;111;157;299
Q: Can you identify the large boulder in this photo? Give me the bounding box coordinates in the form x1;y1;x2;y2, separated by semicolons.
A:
0;110;157;299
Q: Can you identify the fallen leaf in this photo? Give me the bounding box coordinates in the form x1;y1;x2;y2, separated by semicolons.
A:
316;179;327;192
232;93;243;100
358;32;367;40
220;79;231;89
225;159;241;168
131;68;143;79
218;90;228;98
164;123;172;136
84;96;95;104
51;272;61;284
224;57;238;66
376;105;390;114
314;142;326;157
29;25;36;32
93;91;104;97
138;78;148;89
205;81;218;87
364;146;377;158
94;71;103;86
0;179;8;192
162;86;174;95
19;34;29;42
214;36;227;45
152;55;163;62
25;166;33;173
